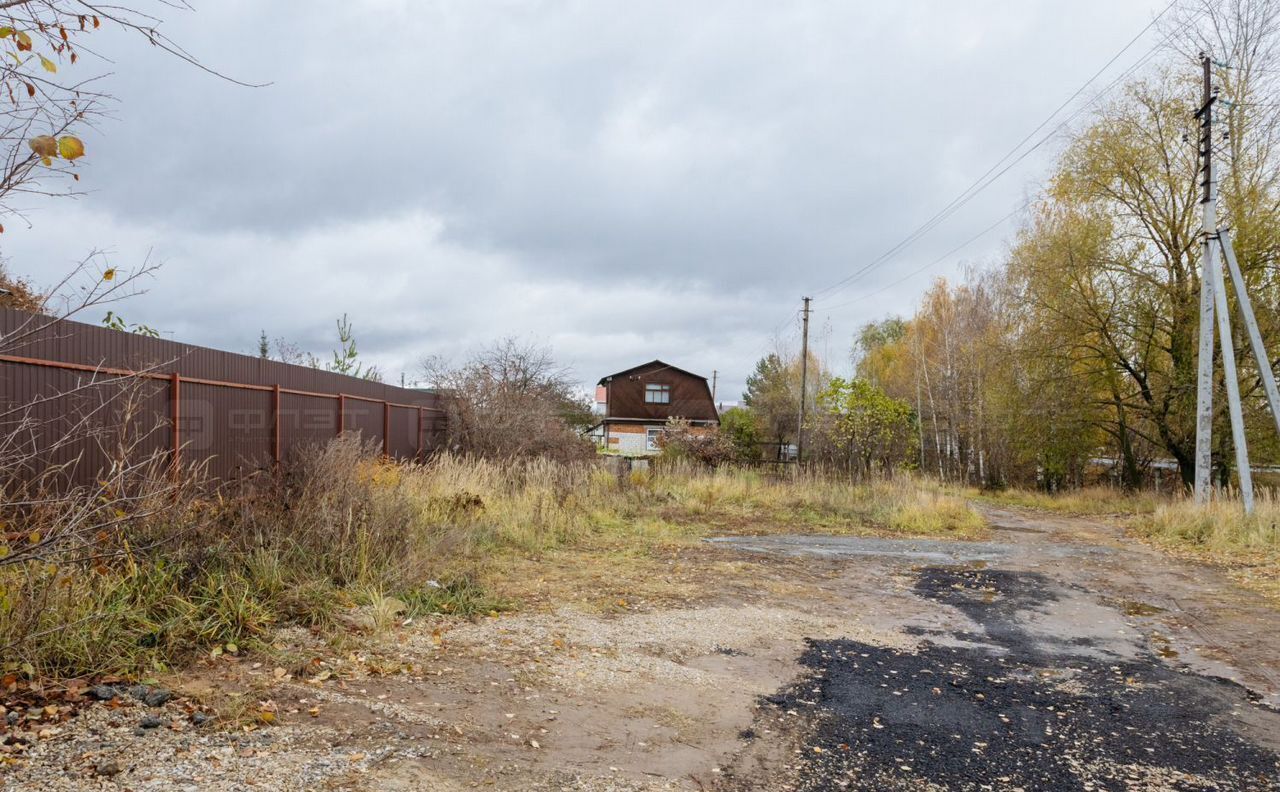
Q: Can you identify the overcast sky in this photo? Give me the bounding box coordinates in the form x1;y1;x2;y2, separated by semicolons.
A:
0;0;1165;401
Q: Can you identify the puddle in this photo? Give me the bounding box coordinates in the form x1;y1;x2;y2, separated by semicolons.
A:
990;523;1047;534
1111;598;1167;617
706;535;1012;564
1151;631;1181;660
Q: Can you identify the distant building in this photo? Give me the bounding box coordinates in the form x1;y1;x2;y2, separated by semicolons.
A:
588;360;720;454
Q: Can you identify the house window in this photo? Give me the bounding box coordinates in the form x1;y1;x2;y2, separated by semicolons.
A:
644;383;671;404
646;428;662;451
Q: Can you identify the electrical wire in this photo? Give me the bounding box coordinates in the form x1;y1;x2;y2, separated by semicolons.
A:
814;22;1194;322
808;0;1188;304
815;200;1032;316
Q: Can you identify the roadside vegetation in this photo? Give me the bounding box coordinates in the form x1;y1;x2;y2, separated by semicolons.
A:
958;481;1280;603
0;436;986;682
971;486;1167;517
1133;493;1280;602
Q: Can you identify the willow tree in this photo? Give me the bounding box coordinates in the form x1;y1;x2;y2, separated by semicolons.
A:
1014;16;1280;485
813;377;915;477
1005;204;1154;487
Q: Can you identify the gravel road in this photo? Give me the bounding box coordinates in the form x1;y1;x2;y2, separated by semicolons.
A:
3;507;1278;791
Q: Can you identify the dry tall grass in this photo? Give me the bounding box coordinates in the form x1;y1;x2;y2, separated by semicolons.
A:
1137;491;1280;551
0;440;987;679
1132;491;1280;602
637;464;986;538
973;485;1167;516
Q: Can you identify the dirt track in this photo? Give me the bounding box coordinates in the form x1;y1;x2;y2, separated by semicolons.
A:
5;507;1280;790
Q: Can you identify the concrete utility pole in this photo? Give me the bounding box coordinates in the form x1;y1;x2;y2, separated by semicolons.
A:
711;370;718;402
797;296;812;463
1191;52;1280;514
1193;52;1218;504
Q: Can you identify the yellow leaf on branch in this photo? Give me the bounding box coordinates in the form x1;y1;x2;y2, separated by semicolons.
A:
58;136;84;160
38;55;56;73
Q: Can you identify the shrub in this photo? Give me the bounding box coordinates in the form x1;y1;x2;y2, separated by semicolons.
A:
657;418;734;467
420;339;595;464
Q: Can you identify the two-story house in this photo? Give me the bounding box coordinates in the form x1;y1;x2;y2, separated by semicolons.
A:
591;360;720;454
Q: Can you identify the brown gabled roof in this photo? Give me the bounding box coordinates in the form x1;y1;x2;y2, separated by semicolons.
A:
597;359;709;385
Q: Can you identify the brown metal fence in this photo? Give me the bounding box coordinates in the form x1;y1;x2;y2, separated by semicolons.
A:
0;307;446;485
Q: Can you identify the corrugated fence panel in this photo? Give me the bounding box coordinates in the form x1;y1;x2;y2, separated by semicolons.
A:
279;392;338;463
0;308;445;487
343;398;380;445
388;406;418;460
182;381;275;479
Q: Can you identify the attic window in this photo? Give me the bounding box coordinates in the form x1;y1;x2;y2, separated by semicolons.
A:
645;383;671;404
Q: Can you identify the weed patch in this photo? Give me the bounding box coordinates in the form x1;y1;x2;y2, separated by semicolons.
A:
973;486;1166;516
1131;494;1280;603
1;441;988;681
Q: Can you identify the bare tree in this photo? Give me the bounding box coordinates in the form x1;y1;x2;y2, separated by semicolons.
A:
421;338;593;463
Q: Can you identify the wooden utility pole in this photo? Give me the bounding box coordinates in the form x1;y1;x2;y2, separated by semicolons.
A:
797;296;812;463
711;369;718;402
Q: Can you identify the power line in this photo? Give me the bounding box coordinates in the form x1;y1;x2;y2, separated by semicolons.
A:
813;13;1193;308
809;0;1187;304
815;200;1032;316
769;307;801;339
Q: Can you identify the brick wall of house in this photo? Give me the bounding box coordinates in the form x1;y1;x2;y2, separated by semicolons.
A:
605;422;664;455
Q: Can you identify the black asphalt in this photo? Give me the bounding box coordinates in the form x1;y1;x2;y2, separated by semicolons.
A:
730;567;1280;791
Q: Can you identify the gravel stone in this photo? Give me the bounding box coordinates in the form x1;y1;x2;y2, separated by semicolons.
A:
143;688;172;707
94;760;121;777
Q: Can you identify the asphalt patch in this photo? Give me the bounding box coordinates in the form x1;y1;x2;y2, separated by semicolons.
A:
734;567;1280;790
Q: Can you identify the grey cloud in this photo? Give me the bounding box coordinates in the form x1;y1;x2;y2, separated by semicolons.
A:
2;0;1166;399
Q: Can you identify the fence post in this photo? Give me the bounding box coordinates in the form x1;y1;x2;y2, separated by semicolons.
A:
417;407;424;462
337;394;345;436
170;371;181;473
382;401;390;457
272;383;281;466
